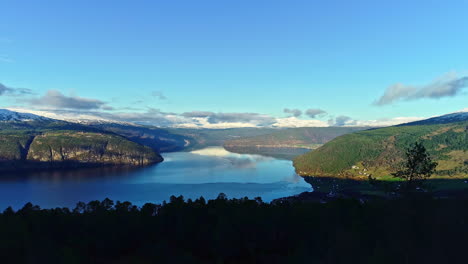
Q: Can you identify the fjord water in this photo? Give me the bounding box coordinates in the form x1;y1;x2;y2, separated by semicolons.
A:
0;147;312;209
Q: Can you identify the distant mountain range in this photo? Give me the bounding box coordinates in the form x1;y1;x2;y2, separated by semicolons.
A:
294;109;468;179
167;127;280;150
223;127;370;159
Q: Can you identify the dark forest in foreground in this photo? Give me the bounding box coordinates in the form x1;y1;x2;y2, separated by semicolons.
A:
1;195;467;264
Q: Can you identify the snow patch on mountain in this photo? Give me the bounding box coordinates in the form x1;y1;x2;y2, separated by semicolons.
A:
435;108;468;121
5;108;133;126
401;107;468;126
0;109;53;122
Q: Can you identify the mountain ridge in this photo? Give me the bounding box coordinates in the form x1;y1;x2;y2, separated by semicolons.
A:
0;109;52;122
397;108;468;126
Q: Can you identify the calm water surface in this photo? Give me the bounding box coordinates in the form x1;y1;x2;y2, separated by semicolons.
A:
0;147;312;209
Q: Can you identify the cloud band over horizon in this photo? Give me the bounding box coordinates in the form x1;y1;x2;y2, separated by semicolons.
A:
0;83;33;96
376;73;468;105
0;79;458;129
27;90;112;110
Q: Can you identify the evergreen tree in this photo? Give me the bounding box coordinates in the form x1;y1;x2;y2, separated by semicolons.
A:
392;142;438;191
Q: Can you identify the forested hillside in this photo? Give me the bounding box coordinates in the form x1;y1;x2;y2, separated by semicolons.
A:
294;122;468;179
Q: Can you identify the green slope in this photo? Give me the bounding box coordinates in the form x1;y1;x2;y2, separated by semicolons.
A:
293;122;468;179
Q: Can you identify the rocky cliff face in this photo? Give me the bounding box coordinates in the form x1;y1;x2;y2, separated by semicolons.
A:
0;131;163;170
0;134;33;160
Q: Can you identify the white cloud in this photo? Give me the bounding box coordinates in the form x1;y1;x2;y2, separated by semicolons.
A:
0;83;33;96
273;117;328;128
28;90;111;110
332;116;425;127
305;108;327;118
173;117;260;129
7;107;427;129
283;108;302;117
376;73;468;105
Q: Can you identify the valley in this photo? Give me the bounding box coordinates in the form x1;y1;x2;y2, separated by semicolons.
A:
1;108;467;198
223;127;368;159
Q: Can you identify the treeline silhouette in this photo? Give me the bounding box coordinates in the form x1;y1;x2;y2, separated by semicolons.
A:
1;195;467;264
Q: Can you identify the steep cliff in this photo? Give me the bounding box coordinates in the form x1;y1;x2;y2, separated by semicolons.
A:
26;131;161;166
0;109;164;171
0;131;163;171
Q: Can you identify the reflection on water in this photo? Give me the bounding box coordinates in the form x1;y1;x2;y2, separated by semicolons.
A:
0;147;312;209
191;147;274;170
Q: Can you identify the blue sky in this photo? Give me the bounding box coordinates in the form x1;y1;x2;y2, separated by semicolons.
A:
1;0;467;127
